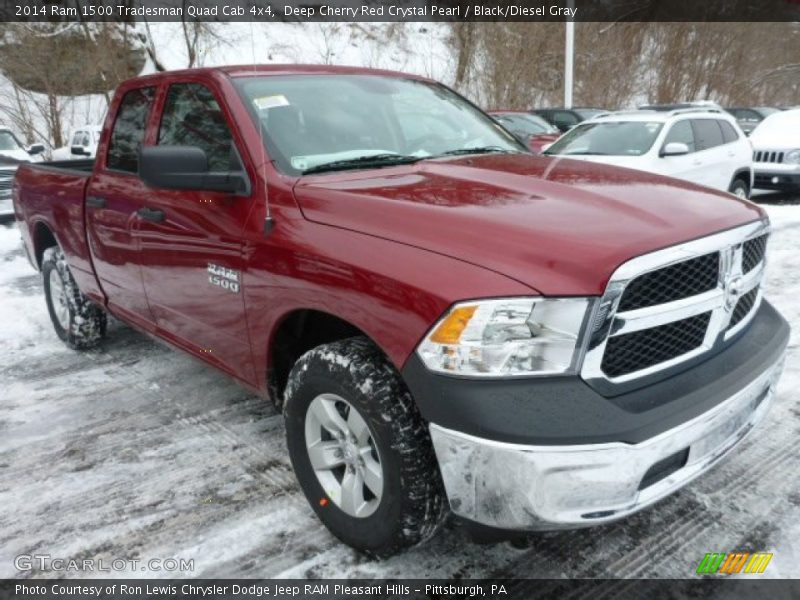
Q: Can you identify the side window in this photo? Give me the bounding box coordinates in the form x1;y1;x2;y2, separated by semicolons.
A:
691;119;724;151
663;120;695;152
158;83;237;171
719;120;740;144
71;132;82;146
107;87;156;172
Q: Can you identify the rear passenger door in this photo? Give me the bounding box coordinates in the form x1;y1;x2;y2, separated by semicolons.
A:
85;86;157;330
690;118;727;190
135;81;256;384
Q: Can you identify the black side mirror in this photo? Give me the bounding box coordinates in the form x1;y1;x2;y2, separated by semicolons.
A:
28;143;45;156
139;146;248;194
70;145;88;156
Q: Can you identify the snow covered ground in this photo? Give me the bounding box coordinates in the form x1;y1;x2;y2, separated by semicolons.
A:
0;193;799;580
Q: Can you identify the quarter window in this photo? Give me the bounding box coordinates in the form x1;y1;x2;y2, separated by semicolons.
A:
691;119;724;151
158;83;238;171
719;120;740;144
107;87;155;173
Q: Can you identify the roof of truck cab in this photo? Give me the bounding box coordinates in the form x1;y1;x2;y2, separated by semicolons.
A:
125;64;433;86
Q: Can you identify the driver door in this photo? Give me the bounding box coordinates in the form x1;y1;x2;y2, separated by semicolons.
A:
135;81;256;384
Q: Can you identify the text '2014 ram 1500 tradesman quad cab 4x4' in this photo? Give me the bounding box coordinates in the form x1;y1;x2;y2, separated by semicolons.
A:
13;66;789;557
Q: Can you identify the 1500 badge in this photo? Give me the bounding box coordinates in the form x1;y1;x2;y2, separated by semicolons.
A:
208;263;240;293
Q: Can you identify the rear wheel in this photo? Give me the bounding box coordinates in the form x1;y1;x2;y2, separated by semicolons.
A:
284;337;447;557
729;178;750;199
42;246;107;350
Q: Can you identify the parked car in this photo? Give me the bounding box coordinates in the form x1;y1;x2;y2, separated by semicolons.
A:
14;66;788;557
0;129;45;218
488;110;560;153
725;107;782;136
0;128;45;162
530;107;608;133
0;157;22;218
51;125;103;161
53;125;103;160
638;101;722;112
749;108;800;192
544;107;753;197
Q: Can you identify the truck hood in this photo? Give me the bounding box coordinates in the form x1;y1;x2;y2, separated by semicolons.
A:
293;154;764;296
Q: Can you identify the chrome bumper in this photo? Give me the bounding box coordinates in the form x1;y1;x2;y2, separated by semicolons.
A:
429;354;785;531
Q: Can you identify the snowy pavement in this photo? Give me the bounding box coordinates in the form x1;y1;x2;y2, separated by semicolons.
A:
1;193;799;580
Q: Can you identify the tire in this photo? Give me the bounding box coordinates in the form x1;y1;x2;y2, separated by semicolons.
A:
729;178;750;199
284;337;447;557
42;246;107;350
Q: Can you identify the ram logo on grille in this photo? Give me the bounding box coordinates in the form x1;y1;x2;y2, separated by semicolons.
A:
583;223;769;384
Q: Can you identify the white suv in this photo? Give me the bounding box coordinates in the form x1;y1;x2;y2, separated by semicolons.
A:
543;108;753;197
749;109;800;192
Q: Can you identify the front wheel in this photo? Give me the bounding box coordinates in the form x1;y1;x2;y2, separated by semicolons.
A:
284;337;446;557
42;246;107;350
729;178;750;199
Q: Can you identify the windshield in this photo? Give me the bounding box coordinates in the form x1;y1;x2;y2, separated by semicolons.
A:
0;131;23;152
234;75;523;174
545;121;663;156
493;113;559;136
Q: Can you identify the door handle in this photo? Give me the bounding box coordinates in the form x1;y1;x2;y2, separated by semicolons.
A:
86;196;106;208
137;207;165;222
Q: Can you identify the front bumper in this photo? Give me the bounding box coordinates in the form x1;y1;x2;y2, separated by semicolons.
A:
753;168;800;191
406;302;789;531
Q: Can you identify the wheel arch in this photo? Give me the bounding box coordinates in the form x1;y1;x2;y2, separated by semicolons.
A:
31;219;59;268
266;307;391;409
730;167;752;187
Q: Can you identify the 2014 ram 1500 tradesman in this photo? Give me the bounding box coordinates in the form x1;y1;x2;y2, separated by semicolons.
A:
13;65;789;557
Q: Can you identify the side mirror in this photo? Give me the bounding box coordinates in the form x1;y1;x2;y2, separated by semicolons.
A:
70;145;88;156
28;143;45;156
139;146;248;194
661;142;690;156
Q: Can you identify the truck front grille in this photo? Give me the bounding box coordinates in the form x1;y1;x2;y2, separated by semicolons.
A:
729;287;760;331
582;221;769;387
618;252;719;311
601;312;711;378
742;235;767;273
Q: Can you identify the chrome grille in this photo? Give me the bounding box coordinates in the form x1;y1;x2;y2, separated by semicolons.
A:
728;287;759;331
583;221;769;384
742;235;767;273
618;252;719;311
601;312;711;378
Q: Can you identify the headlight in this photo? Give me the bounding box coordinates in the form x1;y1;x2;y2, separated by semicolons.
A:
416;297;594;377
784;149;800;165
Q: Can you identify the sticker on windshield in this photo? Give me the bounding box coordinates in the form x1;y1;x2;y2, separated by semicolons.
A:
291;156;310;170
253;95;290;110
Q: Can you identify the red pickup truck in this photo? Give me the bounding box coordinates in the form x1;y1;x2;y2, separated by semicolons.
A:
13;65;789;557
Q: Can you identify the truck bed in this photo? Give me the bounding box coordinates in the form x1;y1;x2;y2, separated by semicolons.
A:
33;158;95;174
14;160;99;299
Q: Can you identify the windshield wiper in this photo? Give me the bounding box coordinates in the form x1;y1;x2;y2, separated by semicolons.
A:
560;151;606;155
435;146;519;158
302;154;422;175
